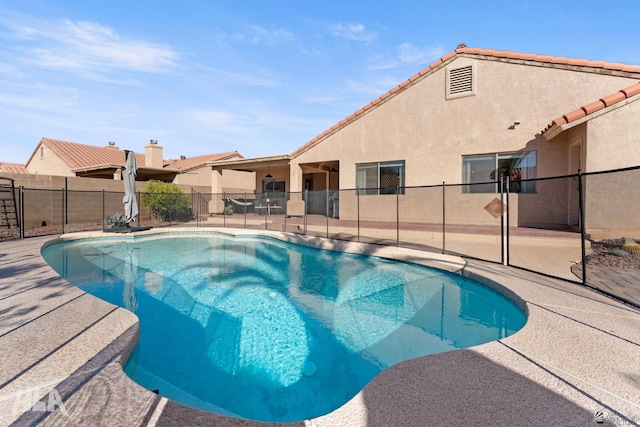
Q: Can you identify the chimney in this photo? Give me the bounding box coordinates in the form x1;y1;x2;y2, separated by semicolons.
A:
145;139;163;168
106;141;118;149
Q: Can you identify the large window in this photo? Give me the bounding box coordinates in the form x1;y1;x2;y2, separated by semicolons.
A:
462;151;536;193
356;161;405;195
262;179;285;193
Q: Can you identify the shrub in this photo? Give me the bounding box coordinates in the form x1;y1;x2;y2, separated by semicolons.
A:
104;212;127;228
142;180;191;222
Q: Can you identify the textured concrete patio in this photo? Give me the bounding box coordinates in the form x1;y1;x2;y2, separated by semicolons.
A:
1;229;639;426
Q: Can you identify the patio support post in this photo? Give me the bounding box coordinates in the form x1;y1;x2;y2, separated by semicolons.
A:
578;169;587;287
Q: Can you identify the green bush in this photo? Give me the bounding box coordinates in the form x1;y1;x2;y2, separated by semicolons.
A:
142;180;191;222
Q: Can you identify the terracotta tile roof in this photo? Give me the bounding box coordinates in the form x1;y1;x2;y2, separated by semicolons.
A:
542;82;640;137
38;138;141;169
0;162;29;174
291;47;640;158
163;151;242;171
33;138;242;173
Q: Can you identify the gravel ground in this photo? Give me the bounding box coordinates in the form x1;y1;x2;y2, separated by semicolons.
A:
587;240;640;269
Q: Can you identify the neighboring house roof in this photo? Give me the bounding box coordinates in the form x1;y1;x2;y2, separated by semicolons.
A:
27;138;144;170
27;138;243;174
541;82;640;140
291;47;640;158
0;162;29;174
163;151;243;172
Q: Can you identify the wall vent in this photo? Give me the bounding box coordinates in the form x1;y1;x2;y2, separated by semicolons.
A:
449;66;473;94
446;63;476;99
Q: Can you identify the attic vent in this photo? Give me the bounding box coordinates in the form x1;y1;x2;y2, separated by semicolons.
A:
446;63;476;99
449;66;472;94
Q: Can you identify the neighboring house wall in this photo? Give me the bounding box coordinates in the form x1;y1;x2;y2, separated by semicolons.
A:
26;143;75;177
291;55;639;227
173;165;216;192
173;165;256;193
1;172;224;228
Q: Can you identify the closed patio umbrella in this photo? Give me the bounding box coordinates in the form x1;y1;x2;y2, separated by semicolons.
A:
123;150;139;225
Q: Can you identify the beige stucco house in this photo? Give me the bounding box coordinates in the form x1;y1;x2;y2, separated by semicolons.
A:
209;46;640;235
21;137;254;193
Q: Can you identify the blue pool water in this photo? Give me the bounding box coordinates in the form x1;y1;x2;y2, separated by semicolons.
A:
42;233;526;421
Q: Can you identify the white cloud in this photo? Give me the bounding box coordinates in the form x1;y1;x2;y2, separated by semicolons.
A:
329;23;377;43
191;109;235;126
222;23;294;46
242;24;294;45
397;42;443;65
3;15;178;78
198;66;280;87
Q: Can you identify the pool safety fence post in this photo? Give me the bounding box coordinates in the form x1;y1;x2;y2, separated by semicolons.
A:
500;178;505;265
506;177;511;266
357;188;360;243
64;177;68;226
244;192;247;229
61;188;64;234
19;186;24;239
326;189;329;238
102;190;105;231
223;192;226;228
137;190;141;227
265;193;268;231
196;192;200;227
303;189;308;234
396;186;399;247
283;192;287;232
442;182;445;254
578;169;587;287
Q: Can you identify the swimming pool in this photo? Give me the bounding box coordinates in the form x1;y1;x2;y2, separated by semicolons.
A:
42;232;526;422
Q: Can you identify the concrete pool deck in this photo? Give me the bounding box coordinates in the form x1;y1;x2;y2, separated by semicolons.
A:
0;229;639;426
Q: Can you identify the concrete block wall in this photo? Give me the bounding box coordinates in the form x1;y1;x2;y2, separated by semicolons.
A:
1;173;207;228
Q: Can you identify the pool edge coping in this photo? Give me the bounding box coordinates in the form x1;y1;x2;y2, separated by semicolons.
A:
2;229;639;425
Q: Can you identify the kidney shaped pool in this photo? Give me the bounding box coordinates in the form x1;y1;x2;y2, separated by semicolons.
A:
42;232;526;422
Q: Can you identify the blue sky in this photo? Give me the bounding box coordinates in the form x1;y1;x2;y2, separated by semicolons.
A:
1;1;639;164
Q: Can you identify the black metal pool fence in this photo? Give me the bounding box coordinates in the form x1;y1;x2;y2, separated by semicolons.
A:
2;166;639;308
